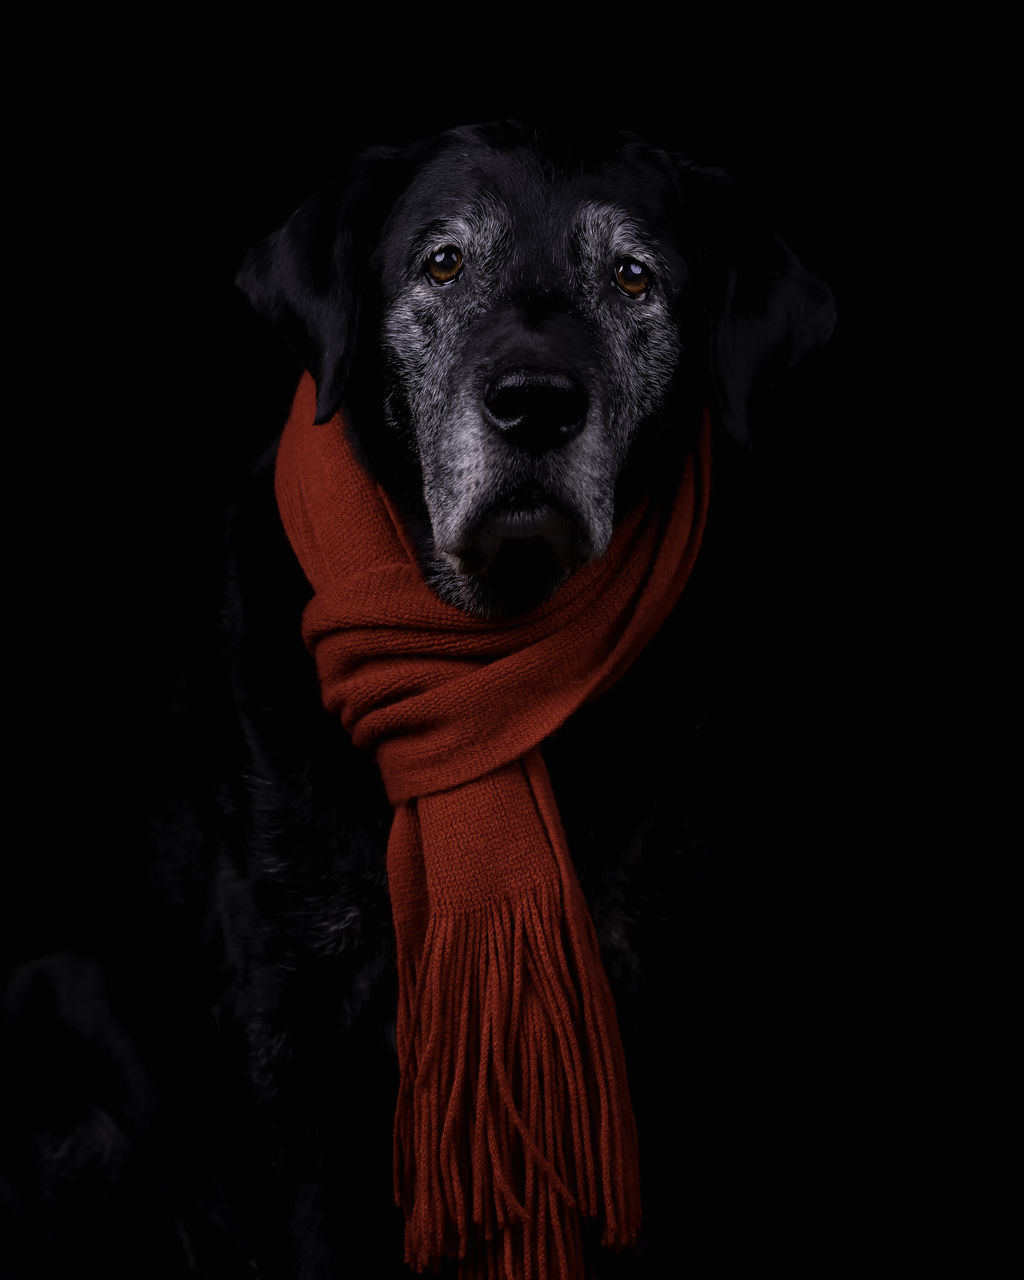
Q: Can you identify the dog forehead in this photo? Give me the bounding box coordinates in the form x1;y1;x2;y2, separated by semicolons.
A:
382;137;674;266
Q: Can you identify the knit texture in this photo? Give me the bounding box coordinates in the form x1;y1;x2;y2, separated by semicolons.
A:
274;372;711;1277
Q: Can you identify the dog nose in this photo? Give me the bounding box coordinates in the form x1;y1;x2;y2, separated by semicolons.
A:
483;369;588;453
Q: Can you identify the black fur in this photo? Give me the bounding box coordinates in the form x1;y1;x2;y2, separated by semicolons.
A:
2;121;838;1279
237;121;834;619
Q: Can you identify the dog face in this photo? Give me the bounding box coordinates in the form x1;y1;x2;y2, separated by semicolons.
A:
238;122;835;617
375;139;694;616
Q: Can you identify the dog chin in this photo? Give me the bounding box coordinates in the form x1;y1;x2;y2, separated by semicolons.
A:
429;503;598;619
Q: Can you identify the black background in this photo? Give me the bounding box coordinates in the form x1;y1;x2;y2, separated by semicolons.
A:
7;27;971;1275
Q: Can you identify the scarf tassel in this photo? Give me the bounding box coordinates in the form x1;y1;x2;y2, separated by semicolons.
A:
393;874;641;1278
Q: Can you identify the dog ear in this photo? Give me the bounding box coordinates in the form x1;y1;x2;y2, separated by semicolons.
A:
235;146;406;424
710;231;836;446
679;164;837;446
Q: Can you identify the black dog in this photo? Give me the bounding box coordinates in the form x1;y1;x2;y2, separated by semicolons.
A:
3;120;836;1279
223;120;835;1276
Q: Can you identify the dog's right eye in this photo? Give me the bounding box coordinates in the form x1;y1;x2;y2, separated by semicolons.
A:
613;257;653;299
425;246;464;285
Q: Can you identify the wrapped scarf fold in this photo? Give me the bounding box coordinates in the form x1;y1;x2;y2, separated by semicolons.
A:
274;372;711;1277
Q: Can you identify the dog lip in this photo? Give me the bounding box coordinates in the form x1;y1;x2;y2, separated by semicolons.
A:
477;495;574;552
485;506;561;539
440;498;586;579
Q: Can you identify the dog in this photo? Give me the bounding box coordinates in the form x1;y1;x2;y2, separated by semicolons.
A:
223;119;836;1276
2;120;836;1279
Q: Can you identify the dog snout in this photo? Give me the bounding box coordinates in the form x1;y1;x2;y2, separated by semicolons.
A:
483;369;588;454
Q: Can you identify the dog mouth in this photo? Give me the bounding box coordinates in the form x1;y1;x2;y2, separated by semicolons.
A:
445;500;582;575
436;490;591;614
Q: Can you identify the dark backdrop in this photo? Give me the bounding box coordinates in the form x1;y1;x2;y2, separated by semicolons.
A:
5;36;929;1276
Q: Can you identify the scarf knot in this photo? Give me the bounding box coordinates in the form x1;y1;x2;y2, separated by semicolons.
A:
275;373;710;1277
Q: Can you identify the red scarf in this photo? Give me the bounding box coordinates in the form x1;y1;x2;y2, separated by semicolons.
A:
275;372;710;1277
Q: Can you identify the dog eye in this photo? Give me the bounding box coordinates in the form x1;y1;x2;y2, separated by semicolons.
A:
425;245;464;285
613;258;652;299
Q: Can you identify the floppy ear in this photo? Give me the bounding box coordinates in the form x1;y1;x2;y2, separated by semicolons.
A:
679;164;837;446
710;231;836;445
235;146;406;424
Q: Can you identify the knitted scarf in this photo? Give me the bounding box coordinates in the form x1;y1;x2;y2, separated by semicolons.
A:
274;372;711;1277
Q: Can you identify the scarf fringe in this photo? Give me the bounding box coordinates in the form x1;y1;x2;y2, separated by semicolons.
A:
394;882;641;1278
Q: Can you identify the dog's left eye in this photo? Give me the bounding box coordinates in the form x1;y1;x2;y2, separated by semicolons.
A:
613;258;653;299
425;245;464;285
